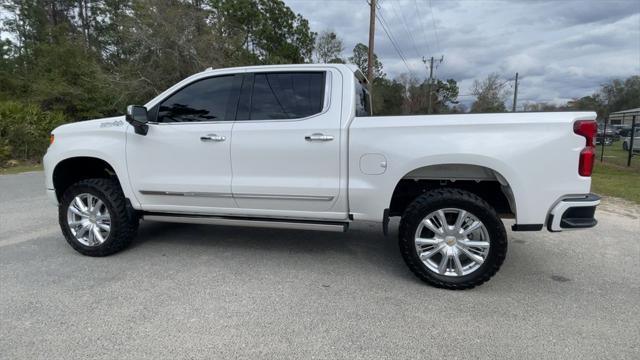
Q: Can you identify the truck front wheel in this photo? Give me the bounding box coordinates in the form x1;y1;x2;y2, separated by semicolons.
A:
59;178;138;256
399;188;507;290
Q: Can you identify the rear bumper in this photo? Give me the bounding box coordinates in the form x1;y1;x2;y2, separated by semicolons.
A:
547;193;600;232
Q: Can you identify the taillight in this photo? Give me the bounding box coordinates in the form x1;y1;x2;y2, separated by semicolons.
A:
578;147;595;176
49;134;55;145
574;120;597;176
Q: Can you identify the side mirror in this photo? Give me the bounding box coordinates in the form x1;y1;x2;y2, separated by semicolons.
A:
125;105;149;135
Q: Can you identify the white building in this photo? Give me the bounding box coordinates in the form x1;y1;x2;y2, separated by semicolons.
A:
608;108;640;126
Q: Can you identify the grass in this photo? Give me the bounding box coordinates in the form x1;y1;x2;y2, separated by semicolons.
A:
592;144;640;204
0;162;43;175
595;143;639;169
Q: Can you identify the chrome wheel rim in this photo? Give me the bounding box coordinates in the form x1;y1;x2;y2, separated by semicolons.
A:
415;208;490;277
66;193;111;246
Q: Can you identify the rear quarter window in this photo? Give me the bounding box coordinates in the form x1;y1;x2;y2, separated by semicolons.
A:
355;79;371;117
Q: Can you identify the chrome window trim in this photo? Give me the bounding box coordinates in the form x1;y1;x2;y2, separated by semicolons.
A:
145;70;334;125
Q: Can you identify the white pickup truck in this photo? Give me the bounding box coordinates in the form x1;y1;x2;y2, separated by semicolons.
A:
44;64;600;289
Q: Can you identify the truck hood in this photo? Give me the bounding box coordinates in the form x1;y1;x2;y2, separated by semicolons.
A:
52;116;127;135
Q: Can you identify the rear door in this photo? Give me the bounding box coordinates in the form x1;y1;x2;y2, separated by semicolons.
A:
230;70;343;214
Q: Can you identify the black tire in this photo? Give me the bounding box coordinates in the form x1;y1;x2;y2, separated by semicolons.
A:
399;188;507;290
59;178;138;256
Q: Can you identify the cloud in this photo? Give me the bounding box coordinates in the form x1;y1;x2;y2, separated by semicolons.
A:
286;0;640;107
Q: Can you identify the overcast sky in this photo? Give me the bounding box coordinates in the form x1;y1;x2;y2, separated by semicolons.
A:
287;0;640;108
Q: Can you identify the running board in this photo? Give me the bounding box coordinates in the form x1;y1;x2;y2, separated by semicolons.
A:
143;213;348;232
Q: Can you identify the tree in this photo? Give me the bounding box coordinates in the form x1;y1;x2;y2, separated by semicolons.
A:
111;0;229;105
209;0;316;64
449;103;467;113
567;95;603;112
566;95;605;119
567;76;639;120
315;30;343;63
397;74;459;115
372;78;404;115
600;76;640;117
0;0;317;164
470;73;508;113
0;0;118;117
0;0;319;118
432;79;460;114
348;43;384;80
522;102;568;112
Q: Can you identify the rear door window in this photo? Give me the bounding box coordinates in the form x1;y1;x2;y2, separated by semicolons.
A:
236;72;325;120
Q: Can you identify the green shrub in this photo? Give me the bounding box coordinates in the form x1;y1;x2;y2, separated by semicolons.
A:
0;139;11;163
0;101;68;163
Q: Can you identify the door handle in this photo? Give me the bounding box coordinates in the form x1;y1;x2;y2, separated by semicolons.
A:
200;134;226;142
305;133;334;142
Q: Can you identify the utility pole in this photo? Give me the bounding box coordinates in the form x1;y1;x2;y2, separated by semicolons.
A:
427;56;434;114
367;0;376;89
512;72;519;112
423;56;443;114
601;117;608;162
628;115;636;167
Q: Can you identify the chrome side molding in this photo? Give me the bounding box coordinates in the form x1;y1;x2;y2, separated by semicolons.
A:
236;193;334;201
143;214;348;232
140;190;233;198
139;190;334;201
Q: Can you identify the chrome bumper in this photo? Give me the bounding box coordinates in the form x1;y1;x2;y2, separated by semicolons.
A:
547;193;600;232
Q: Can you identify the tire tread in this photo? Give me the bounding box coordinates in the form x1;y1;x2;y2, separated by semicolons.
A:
59;178;138;256
398;188;507;290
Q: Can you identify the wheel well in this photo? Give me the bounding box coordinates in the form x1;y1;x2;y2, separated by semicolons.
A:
389;164;516;218
52;157;119;201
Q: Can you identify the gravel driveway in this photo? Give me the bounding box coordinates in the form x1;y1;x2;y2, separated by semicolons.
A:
1;171;639;359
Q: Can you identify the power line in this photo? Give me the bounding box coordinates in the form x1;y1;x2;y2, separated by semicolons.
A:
376;6;410;65
386;0;422;60
377;13;415;76
413;0;432;56
375;2;405;56
428;0;441;54
375;7;416;76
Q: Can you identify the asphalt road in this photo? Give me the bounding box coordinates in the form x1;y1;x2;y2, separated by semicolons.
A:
1;171;639;359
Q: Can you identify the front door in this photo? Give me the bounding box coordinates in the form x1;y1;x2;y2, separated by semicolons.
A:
126;74;239;213
231;70;343;214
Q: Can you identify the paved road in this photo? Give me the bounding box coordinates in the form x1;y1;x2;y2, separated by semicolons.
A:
1;172;639;359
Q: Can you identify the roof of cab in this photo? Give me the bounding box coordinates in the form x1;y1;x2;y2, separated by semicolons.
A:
202;63;359;75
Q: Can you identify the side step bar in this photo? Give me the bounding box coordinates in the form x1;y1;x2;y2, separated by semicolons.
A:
143;213;349;233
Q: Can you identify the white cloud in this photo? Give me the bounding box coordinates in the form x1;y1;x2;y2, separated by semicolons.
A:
286;0;640;107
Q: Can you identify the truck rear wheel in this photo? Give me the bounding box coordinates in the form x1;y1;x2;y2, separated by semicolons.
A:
59;178;138;257
399;188;507;290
